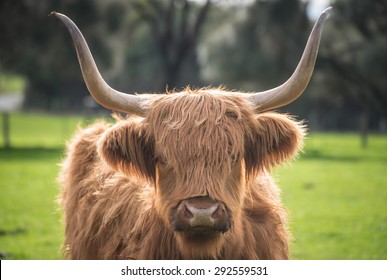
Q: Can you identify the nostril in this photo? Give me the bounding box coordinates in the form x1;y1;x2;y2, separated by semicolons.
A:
184;205;194;219
211;204;227;220
210;205;219;218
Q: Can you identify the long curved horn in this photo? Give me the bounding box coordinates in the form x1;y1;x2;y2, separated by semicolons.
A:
245;7;332;112
51;12;151;116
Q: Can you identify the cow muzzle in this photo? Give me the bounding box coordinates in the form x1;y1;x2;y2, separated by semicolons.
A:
173;196;230;234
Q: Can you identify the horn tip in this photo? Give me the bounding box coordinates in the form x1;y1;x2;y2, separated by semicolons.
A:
315;6;333;28
50;11;66;19
322;6;333;16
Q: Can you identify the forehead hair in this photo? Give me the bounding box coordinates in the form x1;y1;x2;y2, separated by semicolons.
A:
147;91;255;161
145;90;256;194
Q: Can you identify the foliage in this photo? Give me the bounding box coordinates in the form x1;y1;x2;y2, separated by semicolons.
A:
0;0;213;110
0;113;386;259
0;0;123;111
201;0;309;91
200;0;387;132
315;0;387;130
128;0;212;90
0;0;386;127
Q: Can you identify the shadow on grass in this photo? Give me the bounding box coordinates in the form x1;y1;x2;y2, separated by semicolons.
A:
300;149;386;162
301;150;359;162
0;147;63;161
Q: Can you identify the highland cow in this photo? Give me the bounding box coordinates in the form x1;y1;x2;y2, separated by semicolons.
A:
53;7;331;259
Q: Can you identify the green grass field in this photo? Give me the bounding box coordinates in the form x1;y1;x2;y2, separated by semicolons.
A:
0;113;386;259
279;134;387;259
0;74;25;93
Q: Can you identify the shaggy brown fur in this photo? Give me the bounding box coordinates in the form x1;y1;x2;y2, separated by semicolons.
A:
58;89;305;259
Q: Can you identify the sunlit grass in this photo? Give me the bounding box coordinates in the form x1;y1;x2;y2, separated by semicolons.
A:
0;113;87;259
0;74;26;93
278;134;387;259
1;113;94;148
0;148;63;259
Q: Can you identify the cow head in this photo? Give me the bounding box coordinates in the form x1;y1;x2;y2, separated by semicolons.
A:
96;91;305;258
52;7;331;259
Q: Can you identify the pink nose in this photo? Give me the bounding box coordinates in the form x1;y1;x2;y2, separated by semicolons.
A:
174;196;230;232
185;202;219;227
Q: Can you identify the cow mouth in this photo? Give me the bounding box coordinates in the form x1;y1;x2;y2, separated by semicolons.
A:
173;222;230;243
174;224;229;233
174;225;228;242
189;226;228;232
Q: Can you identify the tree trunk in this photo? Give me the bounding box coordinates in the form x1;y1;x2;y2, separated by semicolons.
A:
2;112;10;148
360;109;368;149
164;59;182;90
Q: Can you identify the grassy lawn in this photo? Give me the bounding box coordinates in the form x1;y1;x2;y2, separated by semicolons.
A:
0;113;386;259
0;73;25;93
0;113;88;259
278;134;387;259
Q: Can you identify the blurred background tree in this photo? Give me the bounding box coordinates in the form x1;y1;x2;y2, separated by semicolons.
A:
200;0;309;91
0;0;120;111
318;0;387;146
128;0;211;90
0;0;386;138
199;0;387;140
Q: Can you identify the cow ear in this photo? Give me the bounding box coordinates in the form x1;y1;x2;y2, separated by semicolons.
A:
97;120;155;182
245;113;306;177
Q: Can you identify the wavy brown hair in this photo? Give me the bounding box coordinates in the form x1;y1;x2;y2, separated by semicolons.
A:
59;90;305;259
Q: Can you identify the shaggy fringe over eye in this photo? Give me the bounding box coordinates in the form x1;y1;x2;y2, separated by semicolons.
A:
145;91;252;200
